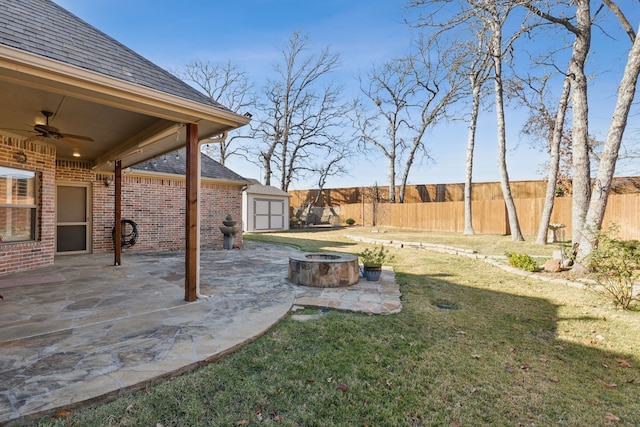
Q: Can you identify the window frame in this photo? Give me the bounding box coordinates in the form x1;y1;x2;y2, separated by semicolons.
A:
0;166;39;243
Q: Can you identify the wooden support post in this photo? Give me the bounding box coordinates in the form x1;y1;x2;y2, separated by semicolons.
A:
114;160;122;266
185;123;199;302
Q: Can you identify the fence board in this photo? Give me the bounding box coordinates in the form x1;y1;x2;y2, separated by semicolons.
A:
338;193;639;240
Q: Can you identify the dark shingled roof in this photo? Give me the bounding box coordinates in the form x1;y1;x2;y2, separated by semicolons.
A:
133;149;248;184
0;0;224;109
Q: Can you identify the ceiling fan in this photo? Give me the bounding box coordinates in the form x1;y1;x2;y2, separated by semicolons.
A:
25;111;94;147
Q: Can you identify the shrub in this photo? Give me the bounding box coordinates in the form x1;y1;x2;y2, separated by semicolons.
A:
345;218;356;226
505;252;539;272
587;226;640;310
359;245;395;267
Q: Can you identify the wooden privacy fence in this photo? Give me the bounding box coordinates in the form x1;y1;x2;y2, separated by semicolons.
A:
338;193;640;241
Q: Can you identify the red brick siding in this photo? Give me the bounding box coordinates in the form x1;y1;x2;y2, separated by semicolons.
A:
55;167;244;254
1;135;243;276
0;136;56;275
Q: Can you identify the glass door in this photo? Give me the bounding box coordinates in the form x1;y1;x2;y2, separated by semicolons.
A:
56;184;91;254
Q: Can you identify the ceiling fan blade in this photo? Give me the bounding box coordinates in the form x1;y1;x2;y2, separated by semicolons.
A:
25;135;44;143
60;137;86;148
61;133;94;142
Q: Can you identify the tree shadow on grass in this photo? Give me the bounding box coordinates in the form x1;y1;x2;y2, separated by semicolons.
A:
391;270;640;425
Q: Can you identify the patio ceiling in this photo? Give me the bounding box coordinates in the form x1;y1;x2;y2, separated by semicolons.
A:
0;45;250;172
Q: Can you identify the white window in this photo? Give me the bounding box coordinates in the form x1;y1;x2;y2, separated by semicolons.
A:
0;166;37;242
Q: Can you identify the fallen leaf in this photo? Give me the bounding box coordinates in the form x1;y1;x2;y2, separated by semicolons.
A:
456;330;467;335
374;354;380;362
602;362;610;368
53;409;72;419
471;354;481;359
616;358;632;368
603;382;617;389
327;377;332;383
395;395;403;400
539;356;548;363
256;409;263;422
306;379;315;384
336;383;348;392
386;379;393;387
605;412;622;423
549;376;559;383
273;415;282;423
236;420;250;426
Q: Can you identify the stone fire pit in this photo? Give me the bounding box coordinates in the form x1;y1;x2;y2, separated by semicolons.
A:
288;252;360;288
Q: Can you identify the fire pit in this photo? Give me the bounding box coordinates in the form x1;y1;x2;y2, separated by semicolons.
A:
288;252;360;288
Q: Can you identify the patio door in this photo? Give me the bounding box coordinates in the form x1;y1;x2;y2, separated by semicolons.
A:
56;183;91;254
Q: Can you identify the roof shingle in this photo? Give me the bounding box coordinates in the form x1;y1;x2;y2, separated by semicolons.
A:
133;149;248;184
0;0;226;109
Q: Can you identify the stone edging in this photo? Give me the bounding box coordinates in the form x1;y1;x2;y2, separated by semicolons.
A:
345;234;592;290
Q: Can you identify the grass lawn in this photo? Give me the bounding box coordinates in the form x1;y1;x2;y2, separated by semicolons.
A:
33;229;640;426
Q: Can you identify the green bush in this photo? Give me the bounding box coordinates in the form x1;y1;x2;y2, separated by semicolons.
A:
345;218;356;226
360;245;395;266
587;226;640;310
505;251;539;272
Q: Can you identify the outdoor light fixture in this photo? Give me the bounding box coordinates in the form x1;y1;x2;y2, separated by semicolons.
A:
103;176;112;187
72;152;81;158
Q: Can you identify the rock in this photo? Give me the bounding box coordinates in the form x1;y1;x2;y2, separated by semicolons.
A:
544;258;562;273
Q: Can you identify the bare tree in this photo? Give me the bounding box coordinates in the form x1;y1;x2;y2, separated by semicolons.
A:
354;36;465;203
407;0;526;240
462;30;493;235
478;0;525;241
523;1;594;246
303;143;352;225
524;1;640;265
399;37;467;203
173;60;255;165
253;32;346;191
507;71;573;244
354;57;415;203
575;18;640;266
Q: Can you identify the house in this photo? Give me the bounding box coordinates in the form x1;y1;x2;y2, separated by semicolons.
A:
0;0;251;300
242;180;291;232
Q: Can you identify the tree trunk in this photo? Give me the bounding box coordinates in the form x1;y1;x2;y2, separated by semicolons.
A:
568;0;592;246
464;81;481;235
536;74;571;244
491;17;524;241
575;27;640;265
388;156;396;203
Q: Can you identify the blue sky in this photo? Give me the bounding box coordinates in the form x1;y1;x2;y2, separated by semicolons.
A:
54;0;638;190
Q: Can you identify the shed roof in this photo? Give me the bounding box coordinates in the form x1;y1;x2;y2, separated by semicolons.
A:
245;180;291;197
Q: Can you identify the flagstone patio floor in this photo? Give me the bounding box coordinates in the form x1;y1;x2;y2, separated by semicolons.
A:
0;241;401;424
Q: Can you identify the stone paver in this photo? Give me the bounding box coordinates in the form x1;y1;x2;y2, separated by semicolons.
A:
0;242;401;424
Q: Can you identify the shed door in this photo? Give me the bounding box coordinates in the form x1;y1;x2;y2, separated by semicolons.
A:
253;198;285;230
56;184;91;253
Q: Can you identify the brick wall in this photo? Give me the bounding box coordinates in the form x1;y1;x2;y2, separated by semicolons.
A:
55;166;244;254
1;136;244;276
0;136;56;275
88;172;244;252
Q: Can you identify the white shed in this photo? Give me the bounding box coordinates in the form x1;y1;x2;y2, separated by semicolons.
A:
242;181;291;232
